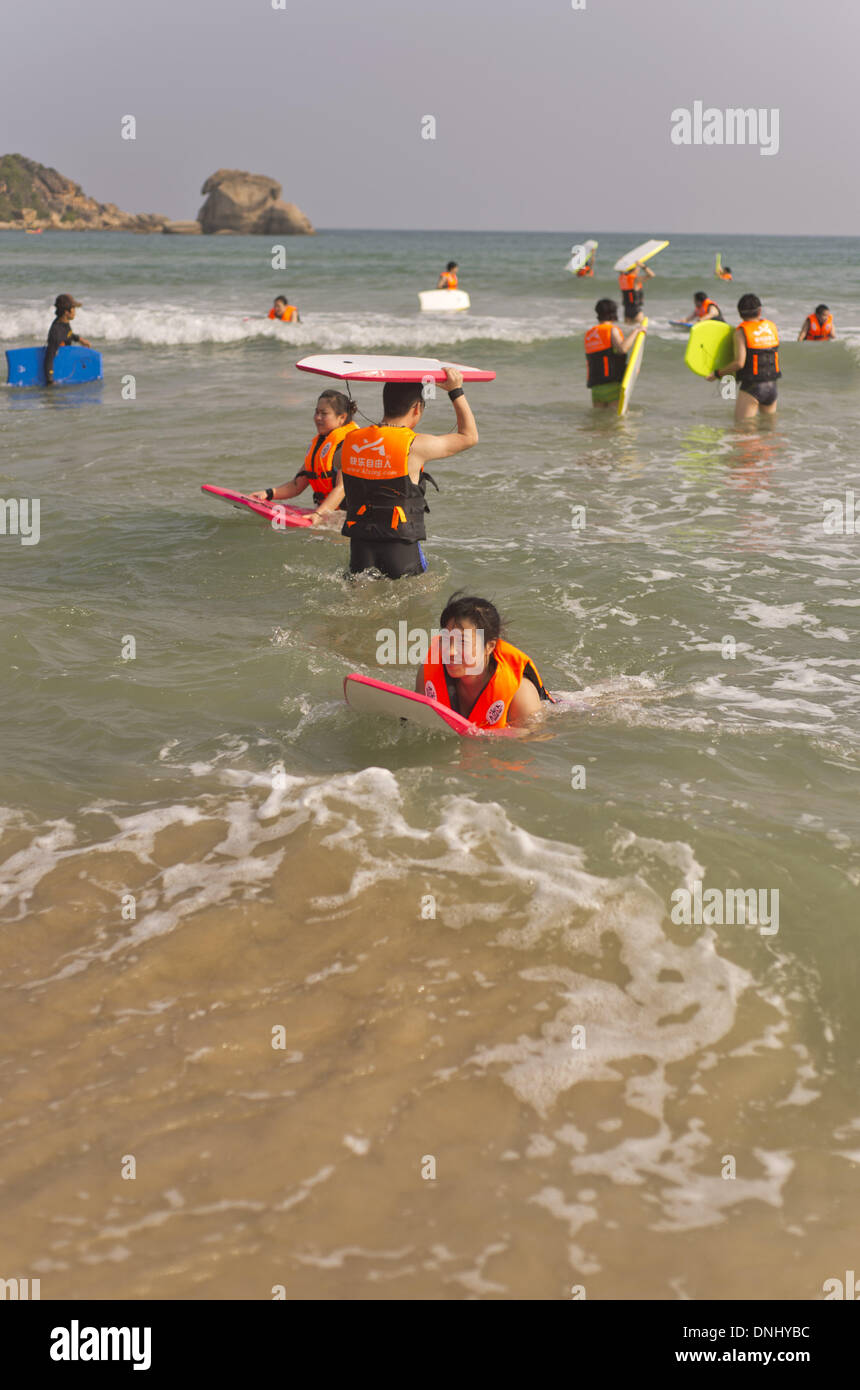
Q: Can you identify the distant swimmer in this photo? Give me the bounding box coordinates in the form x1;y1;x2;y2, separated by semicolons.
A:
584;298;646;408
618;261;654;323
247;391;358;515
268;294;299;323
436;261;459;290
684;291;724;324
715;254;733;281
45;294;91;386
332;367;478;579
576;247;596;278
798;304;835;341
416;592;555;730
711;293;780;423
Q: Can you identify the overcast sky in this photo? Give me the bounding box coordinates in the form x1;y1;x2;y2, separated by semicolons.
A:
3;0;858;234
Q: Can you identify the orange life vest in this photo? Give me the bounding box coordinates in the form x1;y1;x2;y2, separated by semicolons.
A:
717;269;733;281
440;271;458;289
584;321;626;387
340;425;429;542
268;305;297;322
618;270;644;315
806;312;833;340
695;297;722;320
423;638;551;730
297;422;358;500
737;318;781;384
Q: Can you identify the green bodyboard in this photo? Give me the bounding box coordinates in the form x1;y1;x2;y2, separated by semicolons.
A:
685;321;734;378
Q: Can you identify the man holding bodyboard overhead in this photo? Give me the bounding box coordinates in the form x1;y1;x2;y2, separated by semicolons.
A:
313;365;479;579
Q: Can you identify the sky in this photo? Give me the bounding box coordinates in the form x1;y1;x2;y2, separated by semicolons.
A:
2;0;858;234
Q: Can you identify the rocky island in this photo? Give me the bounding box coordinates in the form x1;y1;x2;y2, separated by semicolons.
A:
0;154;314;235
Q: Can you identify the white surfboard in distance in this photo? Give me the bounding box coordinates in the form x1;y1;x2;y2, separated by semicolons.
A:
296;355;495;382
418;289;470;312
613;239;669;272
566;239;598;273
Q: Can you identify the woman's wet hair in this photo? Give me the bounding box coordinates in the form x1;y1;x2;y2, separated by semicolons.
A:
595;298;618;321
737;293;762;319
439;591;503;645
694;291;707;304
317;389;357;419
446;261;458;271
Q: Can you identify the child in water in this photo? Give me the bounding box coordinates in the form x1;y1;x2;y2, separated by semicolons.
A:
247;391;358;520
415;592;554;730
268;295;299;323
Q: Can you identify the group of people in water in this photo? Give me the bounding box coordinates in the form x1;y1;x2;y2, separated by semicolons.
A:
40;252;837;731
585;257;835;423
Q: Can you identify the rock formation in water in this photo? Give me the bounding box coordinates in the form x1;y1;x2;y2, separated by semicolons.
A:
197;169;314;235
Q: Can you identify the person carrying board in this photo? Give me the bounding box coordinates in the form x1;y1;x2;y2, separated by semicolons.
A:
618;261;654;323
710;293;781;424
584;299;646;408
246;390;358;515
45;294;91;386
315;367;478;579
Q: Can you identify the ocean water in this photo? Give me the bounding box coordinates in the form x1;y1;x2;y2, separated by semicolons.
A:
1;229;858;1300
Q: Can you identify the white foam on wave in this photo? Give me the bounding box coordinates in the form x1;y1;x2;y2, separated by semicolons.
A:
0;305;579;350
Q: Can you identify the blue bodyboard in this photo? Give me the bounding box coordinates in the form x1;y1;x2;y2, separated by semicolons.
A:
5;344;103;387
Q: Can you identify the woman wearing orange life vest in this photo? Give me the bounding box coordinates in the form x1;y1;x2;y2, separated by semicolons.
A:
436;261;459;290
711;293;781;424
268;294;300;323
618;261;654;323
798;304;835;341
584;298;647;407
247;391;358;515
415;592;554;731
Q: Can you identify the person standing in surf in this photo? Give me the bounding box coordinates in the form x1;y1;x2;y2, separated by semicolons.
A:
416;592;554;730
584;298;646;408
618;261;654;323
436;262;459;290
45;294;92;386
316;367;478;579
247;390;358;513
711;293;781;423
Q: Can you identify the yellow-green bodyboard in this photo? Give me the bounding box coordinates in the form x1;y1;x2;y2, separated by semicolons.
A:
617;317;648;417
685;320;734;378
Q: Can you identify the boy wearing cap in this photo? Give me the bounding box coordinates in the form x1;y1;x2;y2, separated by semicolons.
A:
45;294;91;384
